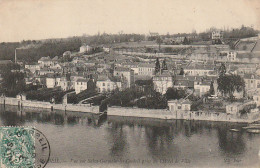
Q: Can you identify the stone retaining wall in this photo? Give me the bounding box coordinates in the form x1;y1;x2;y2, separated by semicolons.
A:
0;97;99;114
107;107;260;123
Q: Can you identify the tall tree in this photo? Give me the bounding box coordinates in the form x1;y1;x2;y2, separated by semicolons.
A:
217;74;245;99
156;37;163;52
155;58;160;74
183;37;189;45
219;63;226;76
162;59;168;70
209;81;215;95
179;68;184;75
165;87;186;100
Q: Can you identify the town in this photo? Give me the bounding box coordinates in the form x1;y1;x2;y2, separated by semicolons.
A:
0;26;260;123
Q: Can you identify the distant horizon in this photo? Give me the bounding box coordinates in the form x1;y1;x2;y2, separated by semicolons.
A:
1;24;259;43
1;0;259;43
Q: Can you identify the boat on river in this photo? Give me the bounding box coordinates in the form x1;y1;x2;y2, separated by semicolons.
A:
229;129;240;132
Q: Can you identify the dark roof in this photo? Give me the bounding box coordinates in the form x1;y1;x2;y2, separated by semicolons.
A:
0;60;13;65
38;56;51;61
114;67;132;72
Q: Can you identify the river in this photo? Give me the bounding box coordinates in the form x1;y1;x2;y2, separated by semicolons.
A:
0;105;259;168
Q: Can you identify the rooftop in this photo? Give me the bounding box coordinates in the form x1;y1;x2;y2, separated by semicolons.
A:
76;78;88;83
0;60;13;65
114;67;132;72
38;56;51;61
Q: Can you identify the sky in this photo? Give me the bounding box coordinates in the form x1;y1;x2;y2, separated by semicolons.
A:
0;0;259;42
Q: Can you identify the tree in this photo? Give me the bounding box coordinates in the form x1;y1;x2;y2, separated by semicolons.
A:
165;88;186;100
217;74;245;99
179;68;184;75
155;58;160;74
219;63;226;76
161;59;168;70
1;65;26;97
183;37;190;45
156;37;163;52
209;81;214;95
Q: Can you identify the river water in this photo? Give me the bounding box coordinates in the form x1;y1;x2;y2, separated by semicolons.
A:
0;105;259;168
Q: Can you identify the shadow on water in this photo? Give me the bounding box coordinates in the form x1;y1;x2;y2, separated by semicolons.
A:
1;105;259;163
106;116;251;159
0;105;107;128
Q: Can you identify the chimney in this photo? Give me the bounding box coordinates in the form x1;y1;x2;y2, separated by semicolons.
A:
15;49;17;63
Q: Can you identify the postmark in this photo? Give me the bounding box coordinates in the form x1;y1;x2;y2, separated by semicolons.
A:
0;127;50;168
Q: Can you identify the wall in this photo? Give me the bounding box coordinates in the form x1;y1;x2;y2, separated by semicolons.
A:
108;106;260;123
0;97;99;114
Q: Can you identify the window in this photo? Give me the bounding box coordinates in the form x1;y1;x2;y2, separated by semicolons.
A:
103;83;105;86
178;106;181;109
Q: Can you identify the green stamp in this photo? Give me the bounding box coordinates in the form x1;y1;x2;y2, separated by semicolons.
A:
0;127;35;168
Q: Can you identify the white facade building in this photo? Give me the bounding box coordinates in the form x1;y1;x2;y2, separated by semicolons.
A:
153;71;173;94
96;76;122;93
75;78;88;94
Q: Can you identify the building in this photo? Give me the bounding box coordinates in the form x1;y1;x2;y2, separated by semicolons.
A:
103;47;110;53
113;67;134;88
25;64;40;73
38;56;53;67
212;31;223;40
63;51;71;58
153;71;173;94
244;74;260;91
194;80;211;97
226;51;237;62
226;103;243;115
168;99;191;111
138;63;155;76
46;75;61;88
184;64;215;76
79;44;92;53
60;75;73;91
96;75;122;93
75;78;88;94
0;60;13;65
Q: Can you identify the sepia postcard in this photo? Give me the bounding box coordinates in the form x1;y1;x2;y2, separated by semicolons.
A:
0;0;260;167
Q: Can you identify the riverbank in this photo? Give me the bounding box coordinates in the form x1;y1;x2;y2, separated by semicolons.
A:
107;106;260;123
1;96;259;123
0;97;99;114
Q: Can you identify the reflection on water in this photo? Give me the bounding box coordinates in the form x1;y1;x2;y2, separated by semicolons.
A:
0;105;259;167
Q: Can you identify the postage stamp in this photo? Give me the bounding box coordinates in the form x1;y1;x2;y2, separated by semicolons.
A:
0;127;50;168
0;127;35;168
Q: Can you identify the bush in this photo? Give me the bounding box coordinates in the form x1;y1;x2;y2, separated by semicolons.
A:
67;89;98;104
26;88;69;103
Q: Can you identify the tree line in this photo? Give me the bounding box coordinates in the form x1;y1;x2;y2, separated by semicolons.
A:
0;34;145;62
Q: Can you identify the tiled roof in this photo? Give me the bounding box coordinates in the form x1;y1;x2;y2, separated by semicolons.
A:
0;60;13;65
186;63;214;70
76;78;88;82
154;70;173;77
174;80;194;87
52;56;59;61
38;56;51;61
244;73;260;79
114;67;132;72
